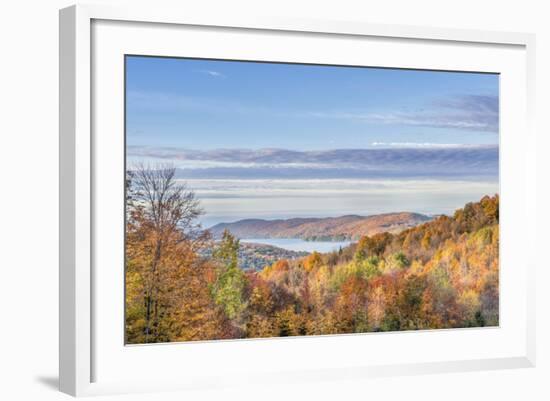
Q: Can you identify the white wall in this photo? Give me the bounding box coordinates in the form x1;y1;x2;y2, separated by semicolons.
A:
0;0;548;400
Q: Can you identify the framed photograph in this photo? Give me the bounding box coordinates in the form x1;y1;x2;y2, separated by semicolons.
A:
59;4;536;396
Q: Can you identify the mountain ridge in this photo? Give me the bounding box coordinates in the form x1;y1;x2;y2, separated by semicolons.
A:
209;212;432;241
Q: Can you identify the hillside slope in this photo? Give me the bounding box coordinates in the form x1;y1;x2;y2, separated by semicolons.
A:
209;212;431;240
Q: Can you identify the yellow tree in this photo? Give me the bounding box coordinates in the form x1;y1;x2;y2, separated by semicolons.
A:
125;164;210;343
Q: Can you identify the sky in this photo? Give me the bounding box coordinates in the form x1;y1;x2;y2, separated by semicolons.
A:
126;56;499;227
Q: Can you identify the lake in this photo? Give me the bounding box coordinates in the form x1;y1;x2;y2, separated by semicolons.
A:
240;238;353;253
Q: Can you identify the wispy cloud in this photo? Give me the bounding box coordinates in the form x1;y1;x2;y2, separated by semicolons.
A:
198;69;226;78
189;178;500;227
309;94;499;133
128;145;498;181
128;89;498;135
371;142;489;149
127;90;276;116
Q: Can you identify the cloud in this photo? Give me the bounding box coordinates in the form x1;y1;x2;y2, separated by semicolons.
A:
127;145;498;181
198;70;225;78
371;142;488;149
189;177;499;227
127;90;278;116
128;88;498;134
309;94;499;133
434;94;498;115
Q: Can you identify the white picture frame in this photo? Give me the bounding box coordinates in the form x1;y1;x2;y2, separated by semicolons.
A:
59;4;536;397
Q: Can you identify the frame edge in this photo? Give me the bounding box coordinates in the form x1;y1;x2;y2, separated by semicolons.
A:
60;4;92;396
59;5;77;396
524;33;537;368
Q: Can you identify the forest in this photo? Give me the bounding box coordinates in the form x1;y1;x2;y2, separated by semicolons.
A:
125;166;499;344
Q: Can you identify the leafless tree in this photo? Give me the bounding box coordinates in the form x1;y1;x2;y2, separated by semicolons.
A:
129;163;205;241
126;163;209;341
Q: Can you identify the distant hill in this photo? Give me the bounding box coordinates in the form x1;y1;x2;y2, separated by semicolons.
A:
209;212;431;241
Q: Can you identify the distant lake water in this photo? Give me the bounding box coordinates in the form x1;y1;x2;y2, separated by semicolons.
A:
240;238;353;253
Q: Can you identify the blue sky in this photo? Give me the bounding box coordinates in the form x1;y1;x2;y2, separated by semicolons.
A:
126;56;499;225
126;56;499;150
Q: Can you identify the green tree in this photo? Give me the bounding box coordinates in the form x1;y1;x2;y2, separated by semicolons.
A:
212;230;247;320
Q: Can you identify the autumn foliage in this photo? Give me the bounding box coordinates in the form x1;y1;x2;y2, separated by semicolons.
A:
125;166;499;343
